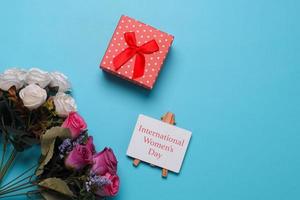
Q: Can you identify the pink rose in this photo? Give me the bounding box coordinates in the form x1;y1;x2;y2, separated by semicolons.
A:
95;173;120;197
86;136;96;154
92;148;118;176
62;112;87;139
65;141;94;170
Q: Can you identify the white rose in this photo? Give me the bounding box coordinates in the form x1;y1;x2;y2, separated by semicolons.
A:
53;92;77;117
4;68;27;83
0;68;27;91
19;84;47;110
25;68;51;88
49;72;71;92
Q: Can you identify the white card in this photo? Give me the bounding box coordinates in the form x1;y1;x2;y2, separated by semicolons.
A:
127;114;192;173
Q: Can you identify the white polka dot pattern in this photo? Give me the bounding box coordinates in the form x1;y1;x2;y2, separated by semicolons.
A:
100;15;174;89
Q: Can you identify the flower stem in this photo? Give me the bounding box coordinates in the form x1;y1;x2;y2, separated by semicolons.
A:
0;164;36;192
0;183;36;196
0;148;17;184
0;189;40;199
0;132;8;173
0;174;33;194
0;180;37;195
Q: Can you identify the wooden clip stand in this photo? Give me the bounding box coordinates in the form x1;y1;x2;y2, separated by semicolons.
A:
133;112;176;178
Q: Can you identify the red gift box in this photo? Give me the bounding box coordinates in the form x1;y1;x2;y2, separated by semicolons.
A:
100;15;174;89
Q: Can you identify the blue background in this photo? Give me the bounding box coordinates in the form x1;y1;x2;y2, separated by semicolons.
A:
0;0;300;199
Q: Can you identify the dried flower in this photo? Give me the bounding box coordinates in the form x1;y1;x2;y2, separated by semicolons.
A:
85;172;112;192
93;172;120;197
58;138;73;158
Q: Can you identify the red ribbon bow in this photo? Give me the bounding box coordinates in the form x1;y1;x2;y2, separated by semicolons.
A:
113;32;159;79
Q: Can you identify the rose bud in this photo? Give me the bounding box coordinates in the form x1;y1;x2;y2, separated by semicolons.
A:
62;112;87;139
91;148;118;176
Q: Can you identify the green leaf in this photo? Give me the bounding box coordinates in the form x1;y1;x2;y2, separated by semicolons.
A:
38;178;74;197
36;140;55;176
36;127;71;176
41;127;71;156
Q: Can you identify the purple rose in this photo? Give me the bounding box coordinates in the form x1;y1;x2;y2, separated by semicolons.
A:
91;148;118;176
86;136;96;154
94;172;120;197
65;137;95;170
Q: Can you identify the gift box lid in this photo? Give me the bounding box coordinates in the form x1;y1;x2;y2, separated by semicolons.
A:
100;15;174;89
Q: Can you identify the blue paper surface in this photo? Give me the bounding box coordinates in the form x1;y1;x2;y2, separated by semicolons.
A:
0;0;299;199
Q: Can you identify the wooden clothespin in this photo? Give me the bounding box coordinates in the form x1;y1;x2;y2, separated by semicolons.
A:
133;112;176;178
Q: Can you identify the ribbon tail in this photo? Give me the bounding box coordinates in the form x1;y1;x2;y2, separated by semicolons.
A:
113;48;136;70
139;40;159;54
132;53;145;79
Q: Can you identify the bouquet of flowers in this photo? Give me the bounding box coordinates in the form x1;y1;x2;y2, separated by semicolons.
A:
0;68;76;183
0;68;120;199
35;113;119;200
